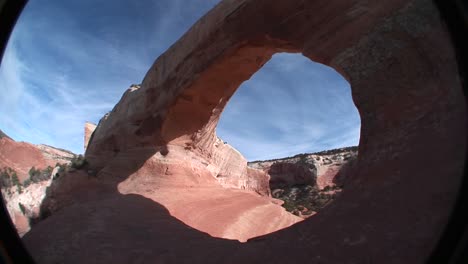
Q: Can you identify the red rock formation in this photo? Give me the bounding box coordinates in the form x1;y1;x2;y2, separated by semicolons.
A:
0;137;52;182
0;136;74;182
249;147;358;190
84;122;96;152
0;131;75;235
23;0;466;263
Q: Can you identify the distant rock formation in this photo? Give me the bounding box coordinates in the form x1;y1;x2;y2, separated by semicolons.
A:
249;146;358;190
0;131;75;182
36;144;76;165
1;137;45;183
0;129;76;235
84;122;97;152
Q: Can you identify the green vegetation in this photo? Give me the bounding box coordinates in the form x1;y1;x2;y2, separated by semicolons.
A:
248;146;358;164
1;167;22;193
18;203;26;215
11;172;22;193
28;166;53;184
70;155;88;170
272;184;341;217
0;167;15;188
1;155;89;192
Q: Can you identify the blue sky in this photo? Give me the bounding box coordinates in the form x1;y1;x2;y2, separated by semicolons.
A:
0;0;360;161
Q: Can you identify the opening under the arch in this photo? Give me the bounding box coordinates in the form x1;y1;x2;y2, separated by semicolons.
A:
216;53;361;218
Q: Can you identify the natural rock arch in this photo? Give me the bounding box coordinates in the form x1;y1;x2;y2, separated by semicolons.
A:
27;0;465;263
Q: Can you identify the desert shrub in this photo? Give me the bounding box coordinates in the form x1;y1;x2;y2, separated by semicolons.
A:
18;203;26;215
29;166;53;183
70;155;88;170
23;178;32;187
282;200;296;212
275;183;341;217
56;163;66;173
11;173;22;193
28;166;40;183
0;168;13;188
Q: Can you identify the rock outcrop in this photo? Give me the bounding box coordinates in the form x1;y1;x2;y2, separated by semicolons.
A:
84;122;97;152
249;146;358;189
0;134;74;182
2;176;55;236
1;137;53;182
0;130;76;236
21;0;466;263
36;144;76;165
0;129;11;140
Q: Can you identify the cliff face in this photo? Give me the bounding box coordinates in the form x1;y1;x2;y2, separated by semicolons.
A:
0;130;76;236
0;135;73;182
249;146;358;190
84;122;97;152
20;0;466;263
1;175;56;236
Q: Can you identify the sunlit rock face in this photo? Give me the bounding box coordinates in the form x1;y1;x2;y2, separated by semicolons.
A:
84;122;97;152
2;178;55;236
22;0;466;263
0;133;74;182
0;130;76;236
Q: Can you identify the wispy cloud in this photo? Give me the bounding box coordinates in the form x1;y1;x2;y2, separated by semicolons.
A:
0;0;220;153
0;1;360;160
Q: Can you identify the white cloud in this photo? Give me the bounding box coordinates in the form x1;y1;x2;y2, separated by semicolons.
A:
0;1;360;160
0;0;223;154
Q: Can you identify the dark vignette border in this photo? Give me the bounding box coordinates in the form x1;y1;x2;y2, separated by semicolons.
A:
0;1;35;264
427;0;468;263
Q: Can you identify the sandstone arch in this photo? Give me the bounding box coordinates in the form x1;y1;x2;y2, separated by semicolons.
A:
27;0;465;263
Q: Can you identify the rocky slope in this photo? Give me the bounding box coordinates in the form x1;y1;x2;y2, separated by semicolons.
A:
1;173;56;236
0;133;75;182
2;126;300;241
36;144;76;165
248;147;358;218
0;130;77;236
25;144;301;243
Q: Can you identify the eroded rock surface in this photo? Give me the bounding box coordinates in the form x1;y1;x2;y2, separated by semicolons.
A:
2;177;55;236
84;122;97;152
249;146;358;189
0;136;73;182
0;130;76;235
